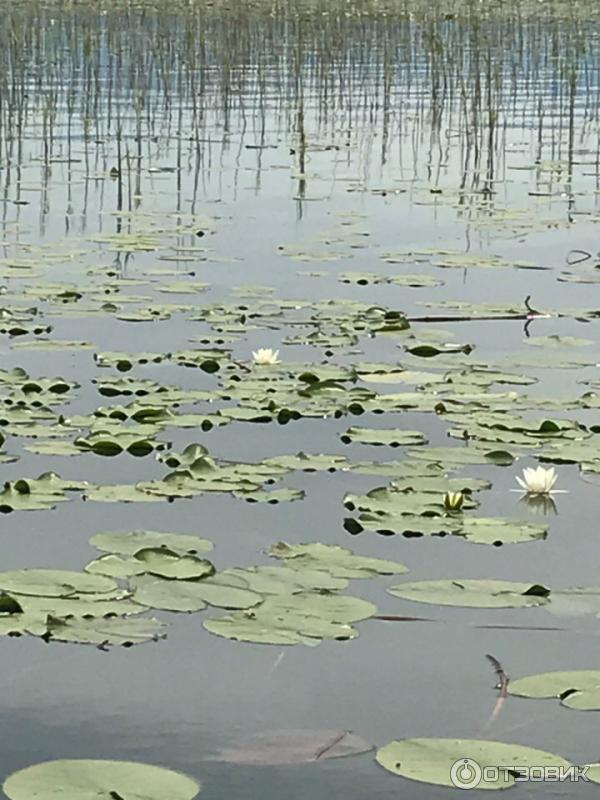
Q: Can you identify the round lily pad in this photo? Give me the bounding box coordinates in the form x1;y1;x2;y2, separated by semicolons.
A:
85;554;148;578
509;670;600;710
509;670;600;699
132;577;262;612
387;579;550;608
90;530;213;556
3;759;200;799
133;549;215;580
269;541;408;578
0;569;118;598
376;738;570;789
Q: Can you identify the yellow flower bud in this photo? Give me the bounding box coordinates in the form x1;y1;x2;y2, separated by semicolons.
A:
444;491;464;511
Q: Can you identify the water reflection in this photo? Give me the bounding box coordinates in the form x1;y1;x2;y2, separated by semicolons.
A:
0;0;597;240
519;493;559;516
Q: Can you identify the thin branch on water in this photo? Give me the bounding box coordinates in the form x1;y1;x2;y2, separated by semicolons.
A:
373;614;437;622
481;653;509;733
314;730;349;761
566;249;591;265
407;296;551;324
476;624;566;631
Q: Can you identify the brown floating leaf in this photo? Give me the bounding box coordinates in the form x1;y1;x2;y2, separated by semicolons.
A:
211;729;373;765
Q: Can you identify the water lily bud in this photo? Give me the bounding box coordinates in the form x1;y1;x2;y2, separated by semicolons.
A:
444;491;464;511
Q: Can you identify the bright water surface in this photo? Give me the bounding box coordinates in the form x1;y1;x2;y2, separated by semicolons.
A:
1;1;600;797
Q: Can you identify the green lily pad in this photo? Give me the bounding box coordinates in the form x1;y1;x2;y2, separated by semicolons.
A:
133;548;215;580
387;579;550;608
3;759;200;799
406;446;515;466
220;565;348;594
0;472;87;513
132;575;262;612
15;592;144;621
204;592;375;645
85;554;148;578
0;569;117;598
236;488;305;504
44;614;168;647
376;738;570;789
74;430;166;457
269;542;408;578
509;670;600;710
262;453;349;472
90;530;213;556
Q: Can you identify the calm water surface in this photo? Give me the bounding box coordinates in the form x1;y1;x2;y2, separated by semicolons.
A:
0;1;600;797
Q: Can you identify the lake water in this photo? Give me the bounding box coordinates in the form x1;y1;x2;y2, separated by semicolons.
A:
1;0;600;796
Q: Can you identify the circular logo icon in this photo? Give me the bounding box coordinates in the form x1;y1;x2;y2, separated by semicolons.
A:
450;758;482;789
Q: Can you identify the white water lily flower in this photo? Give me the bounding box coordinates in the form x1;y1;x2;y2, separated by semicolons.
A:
252;348;280;365
516;466;558;495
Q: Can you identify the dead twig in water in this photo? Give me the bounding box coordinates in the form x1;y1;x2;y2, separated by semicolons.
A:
486;654;509;697
476;624;565;632
314;730;349;761
481;654;509;733
567;249;592;266
407;295;551;324
373;614;437;622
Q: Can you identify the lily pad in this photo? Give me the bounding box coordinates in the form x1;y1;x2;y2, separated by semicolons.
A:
387;579;550;608
269;542;408;578
376;738;570;789
0;569;117;598
44;615;168;647
133;549;215;580
3;759;200;799
509;670;600;710
204;592;375;645
90;530;213;556
132;576;262;612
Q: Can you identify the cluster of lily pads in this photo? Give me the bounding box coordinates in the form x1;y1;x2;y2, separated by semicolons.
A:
5;730;600;794
0;530;410;647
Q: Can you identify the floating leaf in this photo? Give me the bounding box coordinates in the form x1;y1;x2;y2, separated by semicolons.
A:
204;592;375;645
213;729;373;765
509;670;600;710
90;530;213;556
132;576;262;612
85;554;148;579
269;542;408;578
3;759;200;799
387;579;550;608
0;569;117;598
44;615;168;647
133;549;215;580
376;738;570;789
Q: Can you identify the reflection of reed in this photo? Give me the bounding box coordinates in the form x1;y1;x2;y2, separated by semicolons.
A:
0;0;596;226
